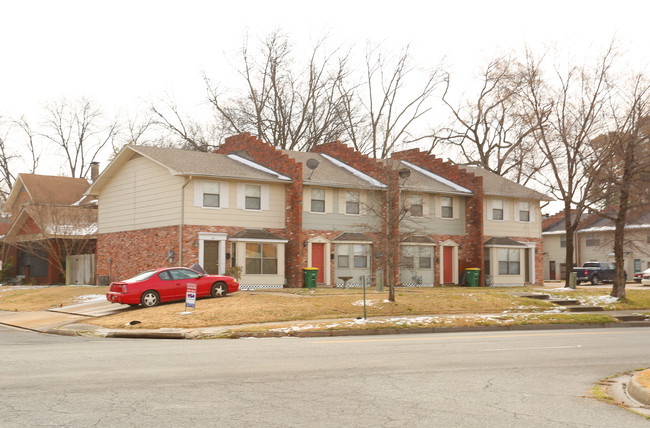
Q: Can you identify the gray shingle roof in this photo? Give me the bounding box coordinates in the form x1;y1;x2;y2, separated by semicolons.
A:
283;151;383;189
131;145;290;182
460;166;553;201
484;237;528;247
229;229;287;241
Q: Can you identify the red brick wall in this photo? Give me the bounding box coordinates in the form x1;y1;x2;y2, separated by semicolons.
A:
391;149;486;285
216;133;304;287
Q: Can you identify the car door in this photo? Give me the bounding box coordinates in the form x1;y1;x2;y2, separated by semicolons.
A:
155;270;176;301
169;269;203;299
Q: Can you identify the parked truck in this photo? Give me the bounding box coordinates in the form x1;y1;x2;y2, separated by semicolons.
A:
573;262;626;285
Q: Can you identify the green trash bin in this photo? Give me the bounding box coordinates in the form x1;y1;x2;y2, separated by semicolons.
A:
465;268;480;287
303;267;318;288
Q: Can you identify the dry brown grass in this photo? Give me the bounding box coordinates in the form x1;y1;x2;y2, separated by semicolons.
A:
84;287;557;329
0;286;109;311
637;370;650;389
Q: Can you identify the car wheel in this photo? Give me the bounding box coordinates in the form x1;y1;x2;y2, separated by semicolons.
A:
140;290;160;307
211;282;228;298
591;275;600;285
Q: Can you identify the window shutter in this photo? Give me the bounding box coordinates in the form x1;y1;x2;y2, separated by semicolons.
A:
503;200;510;221
453;197;459;219
261;184;270;211
530;204;536;222
514;200;520;222
193;180;203;206
221;182;229;208
237;183;245;209
487;199;493;220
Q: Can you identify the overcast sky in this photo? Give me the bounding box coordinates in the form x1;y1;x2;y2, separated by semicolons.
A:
1;0;648;179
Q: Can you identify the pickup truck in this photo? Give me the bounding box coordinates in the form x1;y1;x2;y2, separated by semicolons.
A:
573;262;625;285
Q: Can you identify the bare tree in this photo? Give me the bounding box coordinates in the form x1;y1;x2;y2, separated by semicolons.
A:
521;45;616;287
205;31;350;151
341;45;444;158
588;74;650;299
0;118;18;202
150;97;218;151
438;56;546;184
42;98;119;178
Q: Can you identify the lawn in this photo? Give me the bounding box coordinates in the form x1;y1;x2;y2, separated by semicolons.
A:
0;285;109;311
2;285;649;332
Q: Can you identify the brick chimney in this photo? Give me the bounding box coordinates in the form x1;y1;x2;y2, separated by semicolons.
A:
90;162;100;181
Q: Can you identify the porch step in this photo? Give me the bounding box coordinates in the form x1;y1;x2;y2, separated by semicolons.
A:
565;305;604;312
550;299;580;306
614;314;648;322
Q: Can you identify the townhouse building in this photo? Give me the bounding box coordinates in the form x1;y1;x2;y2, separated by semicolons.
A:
88;133;549;288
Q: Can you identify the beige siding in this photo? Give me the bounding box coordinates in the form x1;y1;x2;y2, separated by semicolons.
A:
184;179;285;228
484;197;542;238
98;156;183;233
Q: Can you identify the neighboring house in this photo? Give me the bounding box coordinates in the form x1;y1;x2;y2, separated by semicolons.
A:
89;133;550;288
460;167;552;286
2;173;98;284
543;210;650;280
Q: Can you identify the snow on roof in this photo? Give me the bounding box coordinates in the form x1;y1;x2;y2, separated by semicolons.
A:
227;154;292;181
400;160;472;194
320;153;386;188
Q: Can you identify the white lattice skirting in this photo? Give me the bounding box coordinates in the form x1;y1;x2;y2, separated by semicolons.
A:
400;283;436;287
239;284;284;291
334;283;436;288
488;283;525;288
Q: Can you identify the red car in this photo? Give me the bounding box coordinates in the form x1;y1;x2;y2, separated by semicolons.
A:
106;267;239;307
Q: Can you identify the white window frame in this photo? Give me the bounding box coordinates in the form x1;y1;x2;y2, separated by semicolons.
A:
345;191;360;215
194;180;229;209
441;196;453;219
410;194;424;217
310;188;326;213
237;183;270;211
492;199;504;221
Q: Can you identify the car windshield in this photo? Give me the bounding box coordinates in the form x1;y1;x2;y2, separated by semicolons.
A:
124;270;156;283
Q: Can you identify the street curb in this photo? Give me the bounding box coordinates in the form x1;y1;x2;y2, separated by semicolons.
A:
224;321;650;339
105;330;192;339
628;370;650;406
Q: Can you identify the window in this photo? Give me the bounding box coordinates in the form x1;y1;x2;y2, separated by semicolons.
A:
337;245;350;268
519;201;530;222
401;245;433;269
492;199;504;220
441;196;453;218
410;195;423;217
245;243;277;274
419;246;432;269
311;188;325;213
498;248;520;275
337;244;369;268
170;269;202;280
346;191;360;215
585;233;600;247
203;181;220;208
245;185;261;210
560;235;566;248
353;245;368;268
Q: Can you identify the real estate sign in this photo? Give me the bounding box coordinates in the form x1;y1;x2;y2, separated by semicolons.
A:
185;283;197;310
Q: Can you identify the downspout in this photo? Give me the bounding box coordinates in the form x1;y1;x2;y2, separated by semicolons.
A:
179;176;193;266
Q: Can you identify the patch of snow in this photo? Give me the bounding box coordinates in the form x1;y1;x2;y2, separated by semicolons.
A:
180;311;193;315
74;294;106;303
352;299;377;307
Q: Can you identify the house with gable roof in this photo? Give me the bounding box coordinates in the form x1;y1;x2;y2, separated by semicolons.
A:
542;209;650;280
2;173;97;284
86;143;297;288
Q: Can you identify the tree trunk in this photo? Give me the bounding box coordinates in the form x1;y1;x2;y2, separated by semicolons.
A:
563;204;577;288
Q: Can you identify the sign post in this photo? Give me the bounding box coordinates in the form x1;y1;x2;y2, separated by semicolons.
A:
185;283;197;312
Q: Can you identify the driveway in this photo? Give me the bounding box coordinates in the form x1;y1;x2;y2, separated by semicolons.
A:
0;300;130;333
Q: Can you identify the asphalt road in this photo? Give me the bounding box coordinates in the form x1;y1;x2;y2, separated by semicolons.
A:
1;325;649;427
